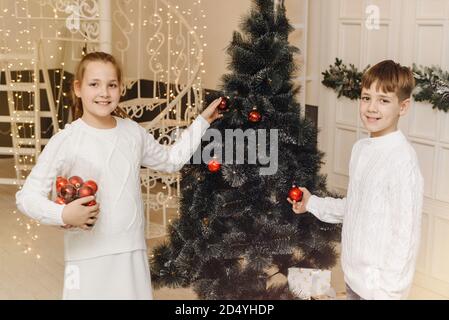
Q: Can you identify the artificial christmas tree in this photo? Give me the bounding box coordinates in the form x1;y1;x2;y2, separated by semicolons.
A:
151;0;340;299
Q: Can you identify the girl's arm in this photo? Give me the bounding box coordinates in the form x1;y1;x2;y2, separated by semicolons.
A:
140;99;222;172
15;130;68;226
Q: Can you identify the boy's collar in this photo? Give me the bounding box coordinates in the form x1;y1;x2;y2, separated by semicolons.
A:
366;130;405;146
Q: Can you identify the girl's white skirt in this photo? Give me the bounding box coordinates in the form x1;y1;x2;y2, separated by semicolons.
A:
63;249;153;300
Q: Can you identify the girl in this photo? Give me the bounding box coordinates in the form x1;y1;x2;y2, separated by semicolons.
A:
16;52;222;299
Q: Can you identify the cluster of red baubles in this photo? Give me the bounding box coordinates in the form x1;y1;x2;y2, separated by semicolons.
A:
213;97;302;205
218;97;261;123
55;176;98;206
207;97;262;174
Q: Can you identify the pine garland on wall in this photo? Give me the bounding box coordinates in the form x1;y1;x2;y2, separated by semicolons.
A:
413;65;449;112
322;58;449;113
321;58;369;100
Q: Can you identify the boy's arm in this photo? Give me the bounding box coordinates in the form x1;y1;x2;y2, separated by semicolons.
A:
140;115;210;173
304;140;361;224
374;163;424;299
15;131;67;226
306;195;346;224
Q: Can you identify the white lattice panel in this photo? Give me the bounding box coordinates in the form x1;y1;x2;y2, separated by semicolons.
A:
340;0;363;19
416;0;449;19
409;103;439;140
416;24;445;66
339;23;362;67
365;24;390;63
432;217;449;282
336;98;359;127
436;147;449;202
334;127;357;176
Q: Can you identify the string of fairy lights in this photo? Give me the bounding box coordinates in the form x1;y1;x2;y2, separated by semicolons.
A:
1;0;75;260
1;0;207;260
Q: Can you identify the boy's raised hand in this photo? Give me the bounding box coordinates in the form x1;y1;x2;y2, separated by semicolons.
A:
61;196;100;230
287;187;311;214
200;97;225;124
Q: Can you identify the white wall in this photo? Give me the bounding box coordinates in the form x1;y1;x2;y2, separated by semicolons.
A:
199;0;316;91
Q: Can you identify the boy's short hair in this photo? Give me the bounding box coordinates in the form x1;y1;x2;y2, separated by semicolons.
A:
361;60;416;102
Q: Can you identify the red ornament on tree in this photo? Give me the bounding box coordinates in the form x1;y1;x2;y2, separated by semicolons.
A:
248;109;261;123
68;176;84;189
288;186;303;202
208;159;221;173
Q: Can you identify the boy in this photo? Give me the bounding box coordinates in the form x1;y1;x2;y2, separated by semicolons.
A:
289;60;424;300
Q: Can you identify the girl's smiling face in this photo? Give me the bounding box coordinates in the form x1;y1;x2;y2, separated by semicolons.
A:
360;81;410;138
74;61;121;122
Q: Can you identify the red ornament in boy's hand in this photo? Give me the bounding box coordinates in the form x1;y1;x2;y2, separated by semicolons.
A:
68;176;84;188
288;186;303;202
208;159;221;173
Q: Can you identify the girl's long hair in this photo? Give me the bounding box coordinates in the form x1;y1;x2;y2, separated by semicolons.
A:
71;52;129;120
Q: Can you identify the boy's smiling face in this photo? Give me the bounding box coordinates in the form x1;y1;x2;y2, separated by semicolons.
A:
360;81;410;138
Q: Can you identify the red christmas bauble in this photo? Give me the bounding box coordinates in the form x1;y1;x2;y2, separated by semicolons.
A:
218;97;229;110
60;184;77;203
288;186;303;202
248;110;261;123
78;185;95;198
208;159;221;173
56;176;69;194
68;176;84;189
83;180;98;194
55;196;66;205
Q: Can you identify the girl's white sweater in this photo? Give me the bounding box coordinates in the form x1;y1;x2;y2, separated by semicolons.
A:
16;116;209;261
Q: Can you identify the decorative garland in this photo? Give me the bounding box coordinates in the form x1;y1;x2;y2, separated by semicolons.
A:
413;65;449;112
321;58;369;100
322;58;449;113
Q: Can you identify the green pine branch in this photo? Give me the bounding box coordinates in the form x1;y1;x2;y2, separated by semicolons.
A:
321;58;369;100
322;58;449;113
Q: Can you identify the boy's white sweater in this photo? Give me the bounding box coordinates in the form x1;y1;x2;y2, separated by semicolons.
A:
306;130;424;300
16;115;209;261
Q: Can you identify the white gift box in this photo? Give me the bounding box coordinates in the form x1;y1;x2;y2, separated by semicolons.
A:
288;267;335;299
